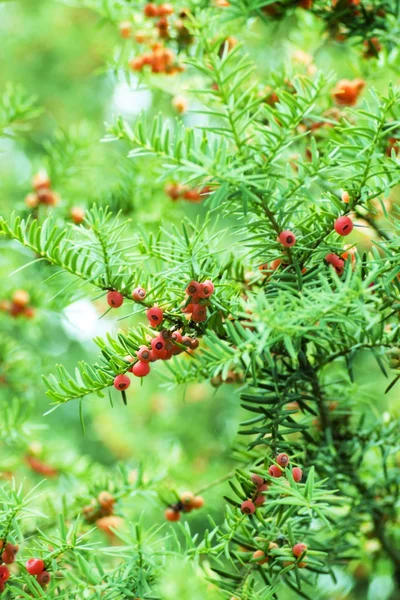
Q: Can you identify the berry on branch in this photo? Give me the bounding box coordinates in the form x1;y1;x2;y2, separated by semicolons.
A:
132;287;147;302
132;361;151;377
292;467;303;482
26;558;45;575
292;543;307;557
276;453;290;467
334;216;353;236
113;374;131;391
240;500;256;514
107;291;124;308
146;306;164;327
36;570;51;587
279;230;296;247
268;465;283;478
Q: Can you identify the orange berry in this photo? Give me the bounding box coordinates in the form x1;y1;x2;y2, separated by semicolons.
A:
292;543;307;557
191;495;204;509
180;491;194;506
32;171;51;190
172;95;188;114
253;549;268;564
144;3;158;17
70;206;85;224
25;192;39;209
12;290;30;308
129;57;144;71
98;491;115;509
165;508;180;521
119;21;132;39
332;79;365;107
158;3;174;16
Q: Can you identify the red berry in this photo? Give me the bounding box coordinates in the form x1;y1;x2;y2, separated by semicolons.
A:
198;280;214;299
251;474;264;487
171;345;184;356
240;500;256;514
36;570;51;587
151;336;167;358
325;253;342;266
171;330;182;343
334;216;353;236
0;566;10;582
113;374;131;390
1;552;13;564
191;304;207;323
171;331;184;355
1;544;18;564
132;287;146;302
182;303;195;314
190;338;199;349
165;508;180;521
276;453;289;467
325;253;345;275
136;346;151;362
4;543;18;556
144;3;158;17
292;543;307;557
279;230;296;247
26;558;45;575
268;465;282;478
258;483;268;493
181;336;193;348
107;291;124;308
253;549;268;564
132;361;151;377
183;189;201;202
146;306;164;327
292;467;303;482
254;495;266;506
186;280;201;296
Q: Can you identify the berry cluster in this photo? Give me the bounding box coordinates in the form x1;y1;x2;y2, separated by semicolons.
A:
0;290;35;319
165;183;211;203
277;213;353;253
113;328;199;390
183;279;214;323
256;0;386;53
82;491;123;535
142;3;193;44
252;540;308;569
241;455;303;515
126;4;193;74
25;172;59;209
165;490;204;522
129;43;181;75
26;558;51;588
0;543;18;593
111;280;214;392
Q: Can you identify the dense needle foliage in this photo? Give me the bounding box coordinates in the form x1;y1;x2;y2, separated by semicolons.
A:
0;1;399;599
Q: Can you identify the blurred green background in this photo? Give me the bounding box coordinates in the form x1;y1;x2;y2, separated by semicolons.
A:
0;1;399;598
